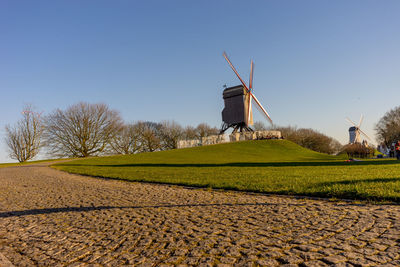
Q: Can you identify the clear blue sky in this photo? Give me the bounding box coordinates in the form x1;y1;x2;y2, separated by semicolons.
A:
1;1;400;162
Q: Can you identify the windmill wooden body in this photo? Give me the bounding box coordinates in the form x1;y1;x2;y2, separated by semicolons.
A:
220;52;272;134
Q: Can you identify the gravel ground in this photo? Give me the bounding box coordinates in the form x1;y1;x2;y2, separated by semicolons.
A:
0;163;399;266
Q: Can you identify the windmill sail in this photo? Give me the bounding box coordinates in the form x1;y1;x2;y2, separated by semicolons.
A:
244;92;253;125
359;128;372;142
358;114;364;128
247;60;254;125
251;94;273;124
223;52;249;91
346;117;357;127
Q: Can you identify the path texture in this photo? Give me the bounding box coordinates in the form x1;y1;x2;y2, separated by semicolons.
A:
0;164;400;266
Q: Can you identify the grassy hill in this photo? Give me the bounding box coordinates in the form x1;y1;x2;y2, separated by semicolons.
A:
54;140;400;202
61;139;340;165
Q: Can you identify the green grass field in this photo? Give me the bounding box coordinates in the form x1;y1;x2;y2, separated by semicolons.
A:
53;140;400;202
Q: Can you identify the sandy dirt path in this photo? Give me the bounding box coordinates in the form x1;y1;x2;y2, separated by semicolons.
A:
0;163;399;266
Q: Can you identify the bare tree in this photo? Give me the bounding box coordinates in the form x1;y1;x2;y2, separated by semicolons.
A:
159;120;184;150
110;123;142;154
252;121;268;131
136;121;162;152
44;102;123;157
183;125;197;140
274;126;343;155
195;123;219;138
375;106;400;146
5;106;43;162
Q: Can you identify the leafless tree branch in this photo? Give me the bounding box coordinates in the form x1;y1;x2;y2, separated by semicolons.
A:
4;106;43;162
44;102;123;157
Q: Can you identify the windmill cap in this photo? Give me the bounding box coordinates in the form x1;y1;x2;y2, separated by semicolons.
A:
223;85;245;98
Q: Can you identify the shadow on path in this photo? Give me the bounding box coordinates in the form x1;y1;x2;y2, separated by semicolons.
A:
57;160;400;168
0;202;307;218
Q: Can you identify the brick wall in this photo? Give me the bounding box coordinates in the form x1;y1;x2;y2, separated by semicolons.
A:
177;131;282;149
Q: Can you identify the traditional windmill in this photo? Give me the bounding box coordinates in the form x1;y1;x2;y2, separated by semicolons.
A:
220;52;273;134
346;115;372;144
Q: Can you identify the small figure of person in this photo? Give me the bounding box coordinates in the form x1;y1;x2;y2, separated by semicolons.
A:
395;140;400;160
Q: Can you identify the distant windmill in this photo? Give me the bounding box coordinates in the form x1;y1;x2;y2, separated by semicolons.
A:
346;115;372;144
220;52;272;134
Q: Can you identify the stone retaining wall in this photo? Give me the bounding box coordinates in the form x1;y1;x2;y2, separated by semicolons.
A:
177;130;282;149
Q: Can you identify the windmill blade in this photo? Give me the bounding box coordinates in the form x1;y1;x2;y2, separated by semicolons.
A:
358;114;364;128
247;60;254;125
250;92;273;124
223;52;249;91
359;128;373;142
345;117;357;127
249;60;254;90
247;94;252;125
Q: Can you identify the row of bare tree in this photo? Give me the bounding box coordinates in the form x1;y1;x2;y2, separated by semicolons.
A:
110;120;219;155
275;127;343;155
7;102;399;162
252;122;343;155
4;103;219;162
